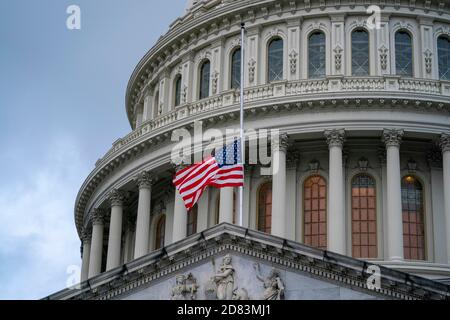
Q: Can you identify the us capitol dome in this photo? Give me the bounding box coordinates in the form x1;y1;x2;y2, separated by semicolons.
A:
48;0;450;300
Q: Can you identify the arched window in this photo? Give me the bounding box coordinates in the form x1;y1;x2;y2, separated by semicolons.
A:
303;176;327;249
438;36;450;80
309;31;326;79
402;176;425;260
395;31;413;76
174;75;182;107
351;174;377;258
187;204;198;236
155;215;166;250
231;48;241;89
215;192;237;225
352;29;370;76
199;60;210;99
268;38;284;82
257;182;272;233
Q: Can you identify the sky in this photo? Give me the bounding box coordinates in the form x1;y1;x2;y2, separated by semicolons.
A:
0;0;186;300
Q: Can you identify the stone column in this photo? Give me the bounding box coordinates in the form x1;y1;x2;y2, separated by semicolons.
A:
172;187;188;243
325;129;346;254
440;134;450;264
271;133;289;238
106;189;125;271
219;187;234;224
88;209;104;278
134;171;154;259
382;129;404;261
80;227;91;282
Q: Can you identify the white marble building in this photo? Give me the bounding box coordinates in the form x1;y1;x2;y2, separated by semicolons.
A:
48;0;450;300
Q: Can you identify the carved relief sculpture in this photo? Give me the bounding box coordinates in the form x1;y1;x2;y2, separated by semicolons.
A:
253;263;285;300
206;255;235;300
170;273;199;300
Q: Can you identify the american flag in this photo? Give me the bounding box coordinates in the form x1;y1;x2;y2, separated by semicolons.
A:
173;139;244;210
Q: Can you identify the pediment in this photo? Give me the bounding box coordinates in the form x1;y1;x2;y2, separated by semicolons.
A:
47;224;450;300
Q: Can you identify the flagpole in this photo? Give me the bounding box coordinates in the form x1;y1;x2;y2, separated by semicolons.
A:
239;23;245;227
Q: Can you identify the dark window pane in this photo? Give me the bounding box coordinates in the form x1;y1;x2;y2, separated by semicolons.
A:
231;48;241;89
187;205;198;236
174;75;182;107
352;29;370;76
309;32;326;79
401;176;425;260
438;36;450;80
395;31;413;76
155;215;166;250
258;182;272;234
351;174;377;258
268;38;284;82
199;60;210;99
303;176;327;250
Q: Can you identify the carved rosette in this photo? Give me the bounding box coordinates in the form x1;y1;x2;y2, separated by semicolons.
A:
272;133;290;153
324;129;346;148
91;208;105;226
109;189;125;207
136;171;155;189
440;134;450;153
382;129;404;147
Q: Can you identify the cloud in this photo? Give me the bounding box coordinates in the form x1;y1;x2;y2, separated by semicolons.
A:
0;136;89;299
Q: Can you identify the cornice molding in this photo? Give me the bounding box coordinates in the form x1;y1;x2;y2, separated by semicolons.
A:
46;224;450;301
75;92;450;237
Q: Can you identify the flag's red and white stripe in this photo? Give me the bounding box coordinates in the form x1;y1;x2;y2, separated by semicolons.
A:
173;158;243;210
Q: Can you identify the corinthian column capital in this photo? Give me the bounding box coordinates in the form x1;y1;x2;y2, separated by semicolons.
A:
272;133;290;153
108;189;125;207
440;134;450;153
324;129;346;148
91;208;105;226
136;171;155;189
382;129;404;147
81;227;92;243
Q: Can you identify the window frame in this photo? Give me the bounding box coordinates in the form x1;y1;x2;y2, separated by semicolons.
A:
303;175;327;250
351;28;371;77
438;35;450;81
394;30;414;77
308;31;327;79
198;59;211;100
267;37;284;83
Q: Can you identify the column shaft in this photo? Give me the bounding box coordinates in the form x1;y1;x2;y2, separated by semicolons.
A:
440;135;450;264
134;172;153;259
219;187;234;224
271;134;288;237
106;190;124;270
88;210;104;278
325;130;346;254
383;129;404;261
172;190;187;242
80;236;91;282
